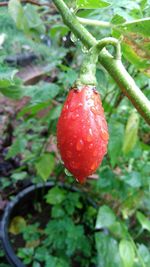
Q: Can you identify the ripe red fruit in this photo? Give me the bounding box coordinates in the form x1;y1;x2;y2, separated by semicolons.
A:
57;85;109;183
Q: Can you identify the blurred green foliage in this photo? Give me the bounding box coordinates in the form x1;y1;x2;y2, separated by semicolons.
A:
0;0;150;266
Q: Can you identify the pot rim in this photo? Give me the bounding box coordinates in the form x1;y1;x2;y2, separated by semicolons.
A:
0;181;56;267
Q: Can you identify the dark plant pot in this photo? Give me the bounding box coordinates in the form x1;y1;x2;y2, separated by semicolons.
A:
0;181;96;267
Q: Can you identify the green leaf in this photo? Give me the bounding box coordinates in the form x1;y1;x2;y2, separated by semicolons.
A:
108;119;124;167
0;71;23;99
109;222;128;239
45;255;69;267
121;18;150;37
48;105;62;120
24;4;45;35
24;83;60;102
8;0;25;29
18;101;51;117
33;262;41;267
121;172;142;188
95;205;116;229
76;0;110;9
121;192;143;219
6;137;27;159
45;186;66;205
11;172;27;181
95;232;122;267
119;239;135;267
18;83;61;116
35;153;55;181
136;211;150;232
138;244;150;267
111;14;126;25
122;43;150;73
51;205;65;218
50;24;69;38
9;0;45;35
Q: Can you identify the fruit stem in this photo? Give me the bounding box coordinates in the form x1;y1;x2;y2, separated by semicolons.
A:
76;37;121;86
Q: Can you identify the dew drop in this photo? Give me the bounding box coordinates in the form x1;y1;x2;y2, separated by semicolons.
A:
87;99;94;107
90;106;101;115
65;104;69;110
70;102;83;112
87;128;93;142
78;103;83;107
89;143;93;149
76;139;84;151
101;129;109;141
70;33;78;43
71;113;79;120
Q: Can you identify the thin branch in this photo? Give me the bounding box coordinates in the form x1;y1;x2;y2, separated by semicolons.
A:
77;17;112;28
122;17;150;26
52;0;150;125
77;17;150;29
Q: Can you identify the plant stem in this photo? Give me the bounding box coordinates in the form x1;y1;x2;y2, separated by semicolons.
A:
77;17;112;28
122;17;150;26
77;17;150;28
77;37;121;86
52;0;150;125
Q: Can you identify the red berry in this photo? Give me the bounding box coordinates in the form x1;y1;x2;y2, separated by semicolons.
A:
57;85;109;183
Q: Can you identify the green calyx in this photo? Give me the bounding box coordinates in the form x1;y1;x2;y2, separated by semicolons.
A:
76;37;122;87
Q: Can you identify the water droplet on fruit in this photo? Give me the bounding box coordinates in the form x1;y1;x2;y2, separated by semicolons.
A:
87;99;94;107
70;102;77;111
78;103;83;107
71;113;79;120
87;128;93;142
90;106;101;115
76;139;84;151
70;102;83;112
89;143;93;149
101;128;109;141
